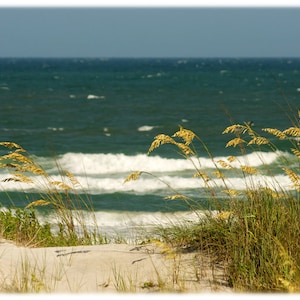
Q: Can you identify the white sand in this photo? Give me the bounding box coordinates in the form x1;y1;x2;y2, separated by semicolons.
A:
0;238;232;293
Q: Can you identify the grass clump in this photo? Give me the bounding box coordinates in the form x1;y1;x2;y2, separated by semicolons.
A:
125;110;300;292
0;142;104;247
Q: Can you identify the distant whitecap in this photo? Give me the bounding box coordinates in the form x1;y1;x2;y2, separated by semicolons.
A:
47;127;64;131
87;95;105;99
138;125;156;132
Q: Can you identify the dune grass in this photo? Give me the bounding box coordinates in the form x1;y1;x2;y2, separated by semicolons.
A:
125;109;300;292
0;142;105;247
0;109;299;292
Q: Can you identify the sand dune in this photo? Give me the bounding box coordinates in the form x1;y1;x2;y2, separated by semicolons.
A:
0;238;232;293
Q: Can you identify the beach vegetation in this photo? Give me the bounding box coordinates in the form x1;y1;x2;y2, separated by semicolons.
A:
0;109;299;293
125;109;300;292
0;143;104;247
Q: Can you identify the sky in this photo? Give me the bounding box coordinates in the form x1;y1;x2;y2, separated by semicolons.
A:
0;3;300;58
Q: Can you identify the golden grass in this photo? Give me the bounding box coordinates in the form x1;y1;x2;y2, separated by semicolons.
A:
124;109;300;292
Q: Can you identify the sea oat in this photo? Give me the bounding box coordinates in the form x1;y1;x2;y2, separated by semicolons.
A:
25;199;51;209
124;171;142;183
259;187;283;199
216;211;233;221
172;126;195;145
213;171;225;179
262;128;287;140
11;172;33;183
193;171;210;182
222;189;242;197
227;156;237;163
50;181;72;191
283;168;300;190
148;134;176;154
291;148;300;159
225;137;246;148
17;164;47;175
64;170;81;187
247;137;270;146
0;152;33;164
217;159;233;169
282;127;300;137
165;194;190;200
0;141;25;152
153;240;176;259
176;143;195;156
222;124;247;135
240;165;259;175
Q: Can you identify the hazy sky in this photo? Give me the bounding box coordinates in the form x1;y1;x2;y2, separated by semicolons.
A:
1;7;300;58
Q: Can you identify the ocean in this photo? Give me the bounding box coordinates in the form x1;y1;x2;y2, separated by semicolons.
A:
0;58;299;238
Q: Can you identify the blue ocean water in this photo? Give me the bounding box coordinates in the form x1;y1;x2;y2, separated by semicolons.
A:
0;58;299;234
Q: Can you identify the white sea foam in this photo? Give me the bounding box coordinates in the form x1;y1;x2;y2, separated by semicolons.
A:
37;209;209;241
0;171;295;195
55;150;288;176
138;125;157;132
0;151;295;194
47;127;64;131
87;94;105;99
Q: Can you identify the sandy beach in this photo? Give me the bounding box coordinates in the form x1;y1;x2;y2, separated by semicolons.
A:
0;238;232;293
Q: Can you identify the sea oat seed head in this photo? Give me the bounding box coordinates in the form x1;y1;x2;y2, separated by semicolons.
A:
241;165;259;175
176;143;195;156
164;194;189;200
283;127;300;137
217;159;232;169
222;124;247;135
291;148;300;159
262;128;286;140
283;168;300;190
193;171;210;182
213;171;225;178
222;189;242;197
0;142;25;152
25;199;51;209
225;137;246;148
172;126;195;145
247;137;270;146
148;134;176;154
50;181;72;191
227;156;237;162
124;171;142;183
